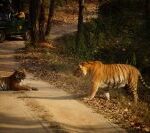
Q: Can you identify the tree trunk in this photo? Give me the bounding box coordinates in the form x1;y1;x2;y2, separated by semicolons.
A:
65;0;68;5
45;0;55;36
39;0;46;41
76;0;84;51
144;0;150;30
144;0;149;19
29;0;41;46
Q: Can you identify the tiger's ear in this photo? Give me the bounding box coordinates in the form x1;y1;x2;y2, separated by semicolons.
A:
79;62;87;67
79;64;83;68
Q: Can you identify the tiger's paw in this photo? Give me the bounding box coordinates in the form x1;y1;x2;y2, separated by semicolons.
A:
83;97;93;101
104;92;110;100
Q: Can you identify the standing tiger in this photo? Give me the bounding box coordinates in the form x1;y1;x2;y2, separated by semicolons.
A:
74;61;150;103
0;69;38;91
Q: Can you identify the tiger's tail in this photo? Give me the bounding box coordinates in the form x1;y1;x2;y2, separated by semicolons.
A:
139;75;150;89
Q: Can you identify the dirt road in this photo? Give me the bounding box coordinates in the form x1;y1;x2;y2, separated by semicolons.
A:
0;33;126;133
0;40;52;133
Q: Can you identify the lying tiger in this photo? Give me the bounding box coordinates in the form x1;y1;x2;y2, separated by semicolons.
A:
74;61;150;103
0;69;38;91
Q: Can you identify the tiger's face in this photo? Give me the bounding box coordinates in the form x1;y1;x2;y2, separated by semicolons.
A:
74;62;88;77
12;70;26;83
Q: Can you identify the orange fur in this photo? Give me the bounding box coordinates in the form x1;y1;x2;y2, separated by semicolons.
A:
74;61;148;103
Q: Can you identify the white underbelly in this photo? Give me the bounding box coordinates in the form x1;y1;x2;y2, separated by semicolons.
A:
100;80;126;88
100;82;108;88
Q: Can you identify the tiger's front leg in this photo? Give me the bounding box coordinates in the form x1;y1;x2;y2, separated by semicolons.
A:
83;82;100;101
12;84;38;91
13;85;31;91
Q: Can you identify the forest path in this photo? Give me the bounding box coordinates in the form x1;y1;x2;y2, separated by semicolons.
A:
0;40;52;133
0;24;126;133
50;24;77;39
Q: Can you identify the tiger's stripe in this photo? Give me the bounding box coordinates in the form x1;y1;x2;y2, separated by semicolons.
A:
0;78;8;91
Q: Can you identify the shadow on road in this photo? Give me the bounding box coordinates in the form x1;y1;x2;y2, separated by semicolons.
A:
0;113;47;133
18;94;85;100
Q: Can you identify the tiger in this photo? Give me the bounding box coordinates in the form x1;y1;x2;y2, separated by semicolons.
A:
74;61;150;103
0;69;38;91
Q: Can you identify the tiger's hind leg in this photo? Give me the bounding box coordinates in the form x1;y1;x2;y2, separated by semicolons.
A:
128;80;139;103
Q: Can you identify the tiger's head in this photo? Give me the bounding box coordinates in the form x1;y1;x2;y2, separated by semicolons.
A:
11;69;26;83
74;63;87;77
74;61;103;77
